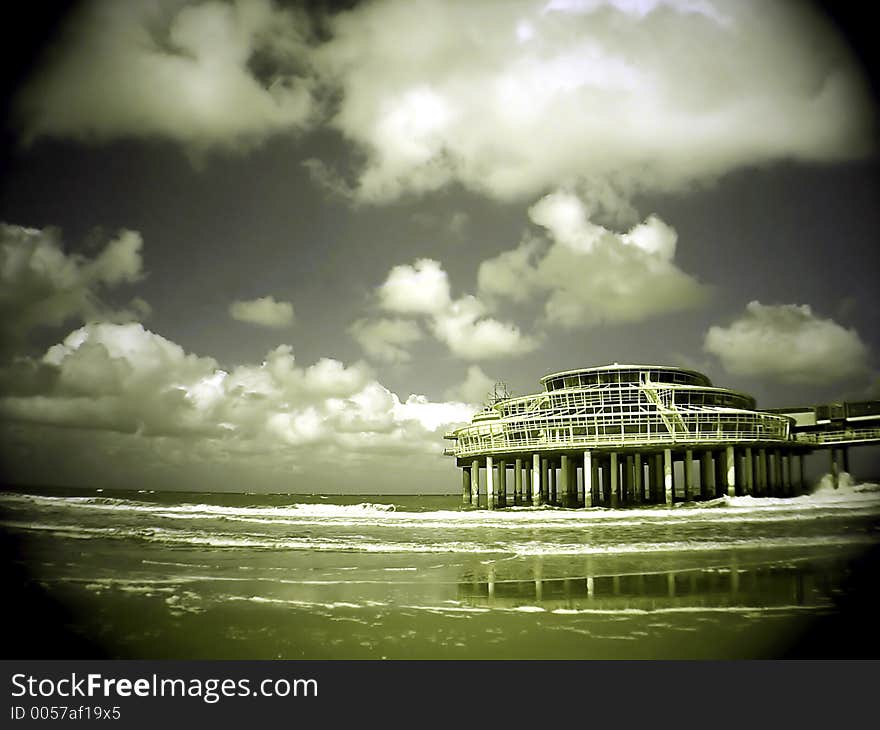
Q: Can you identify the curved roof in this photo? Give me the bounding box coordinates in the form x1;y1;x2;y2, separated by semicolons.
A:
539;363;710;385
493;383;756;409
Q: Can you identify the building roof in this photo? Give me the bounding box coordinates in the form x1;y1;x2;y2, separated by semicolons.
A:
539;363;709;385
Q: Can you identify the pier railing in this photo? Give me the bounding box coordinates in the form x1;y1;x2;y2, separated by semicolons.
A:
444;413;791;457
794;428;880;445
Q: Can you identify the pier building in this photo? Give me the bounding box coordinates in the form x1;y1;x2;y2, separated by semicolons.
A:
444;364;880;509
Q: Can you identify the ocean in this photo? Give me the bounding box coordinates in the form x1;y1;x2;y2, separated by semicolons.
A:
2;479;879;659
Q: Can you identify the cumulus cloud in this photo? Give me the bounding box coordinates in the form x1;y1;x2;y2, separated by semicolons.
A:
393;394;474;433
431;295;539;359
703;301;871;384
478;190;707;327
0;321;483;491
15;0;314;152
374;258;539;360
444;365;498;406
16;1;873;210
314;0;875;207
349;317;422;363
229;295;294;328
377;258;451;315
1;322;219;436
0;223;146;345
0;322;473;454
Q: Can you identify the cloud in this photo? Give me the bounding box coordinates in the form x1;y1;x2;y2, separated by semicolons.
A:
444;365;497;406
229;295;294;328
430;295;539;359
314;0;875;207
14;0;314;152
16;1;873;210
1;322;219;436
0;223;146;345
703;301;871;384
449;212;470;238
0;322;472;451
374;258;539;360
377;258;451;315
478;190;708;327
0;321;481;491
349;317;422;363
393;394;474;433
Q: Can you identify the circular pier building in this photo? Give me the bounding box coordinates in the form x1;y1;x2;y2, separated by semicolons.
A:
444;363;807;509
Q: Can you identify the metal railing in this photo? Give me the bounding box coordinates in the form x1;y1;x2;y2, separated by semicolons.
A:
794;428;880;445
448;426;792;458
446;377;793;458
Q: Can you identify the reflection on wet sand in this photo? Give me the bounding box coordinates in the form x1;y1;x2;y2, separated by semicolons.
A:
459;555;837;612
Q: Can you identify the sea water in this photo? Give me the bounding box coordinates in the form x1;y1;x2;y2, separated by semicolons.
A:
2;479;879;659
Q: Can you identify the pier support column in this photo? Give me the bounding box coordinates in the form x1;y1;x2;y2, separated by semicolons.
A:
782;453;791;497
542;458;550;502
830;448;840;489
734;449;746;496
663;448;673;507
461;467;472;506
700;451;714;501
623;454;634;505
610;452;620;508
842;447;850;474
645;455;657;504
752;448;762;495
471;459;480;508
486;455;495;510
725;445;736;498
591;454;600;506
532;453;542;506
548;461;557;504
498;459;506;507
757;449;768;495
683;450;694;502
653;453;664;503
583;451;594;508
714;451;726;498
560;454;571;508
798;453;806;494
514;458;523;505
772;450;783;497
633;453;643;504
744;448;754;496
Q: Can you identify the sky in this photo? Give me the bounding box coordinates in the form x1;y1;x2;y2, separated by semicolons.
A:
0;0;878;494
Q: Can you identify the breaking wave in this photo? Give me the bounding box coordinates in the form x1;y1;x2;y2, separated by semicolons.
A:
1;518;875;556
1;482;878;530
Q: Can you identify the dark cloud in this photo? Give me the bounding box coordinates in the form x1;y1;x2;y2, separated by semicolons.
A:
0;223;145;348
14;0;315;152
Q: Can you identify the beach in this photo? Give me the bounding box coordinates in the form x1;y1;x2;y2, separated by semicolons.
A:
2;481;879;659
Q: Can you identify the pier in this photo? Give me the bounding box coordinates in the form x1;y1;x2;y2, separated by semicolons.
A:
444;364;880;509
